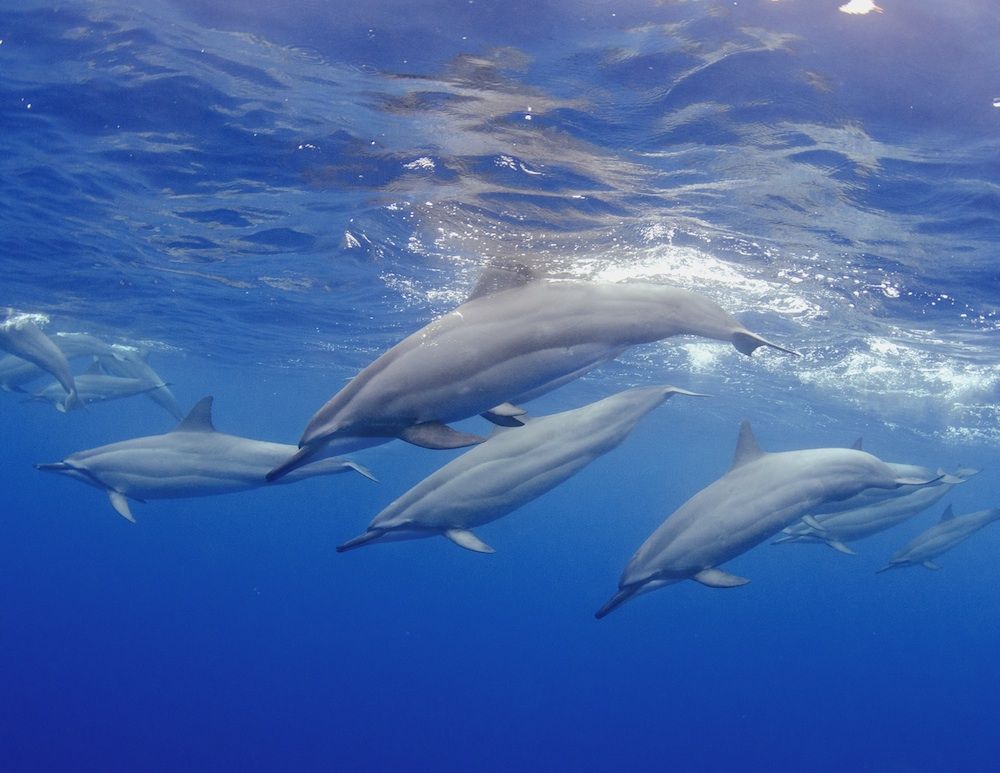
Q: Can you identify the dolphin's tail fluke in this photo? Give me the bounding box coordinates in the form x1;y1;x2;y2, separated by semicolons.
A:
266;444;318;482
595;586;640;619
336;530;382;553
732;331;800;358
63;387;84;412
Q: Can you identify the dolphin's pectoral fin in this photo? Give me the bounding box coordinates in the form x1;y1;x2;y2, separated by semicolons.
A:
344;461;379;482
825;539;857;555
802;514;826;532
731;331;800;357
692;568;750;588
922;560;941;570
107;490;136;523
399;422;486;450
481;402;527;427
443;528;494;553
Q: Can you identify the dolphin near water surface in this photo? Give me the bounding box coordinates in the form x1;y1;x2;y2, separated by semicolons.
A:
337;385;701;554
267;263;797;481
0;313;81;410
596;421;940;618
877;505;1000;572
36;396;375;522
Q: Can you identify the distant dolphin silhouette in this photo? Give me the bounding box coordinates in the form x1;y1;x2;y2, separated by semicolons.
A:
877;505;1000;573
28;362;164;412
596;421;941;618
337;385;702;554
0;312;81;410
98;344;184;420
36;396;374;522
267;262;797;481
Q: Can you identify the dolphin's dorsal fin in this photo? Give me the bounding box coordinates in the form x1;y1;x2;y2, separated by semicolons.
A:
851;437;863;451
730;420;765;470
940;504;955;522
174;396;215;433
466;260;538;302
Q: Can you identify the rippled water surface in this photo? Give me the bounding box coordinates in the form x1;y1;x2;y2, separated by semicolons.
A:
3;1;1000;770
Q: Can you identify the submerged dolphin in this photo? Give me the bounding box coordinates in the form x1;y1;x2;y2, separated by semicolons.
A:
877;505;1000;572
595;421;940;618
267;263;797;481
773;466;977;553
0;331;121;392
36;396;375;522
338;385;701;554
29;364;164;413
0;313;81;409
97;344;184;420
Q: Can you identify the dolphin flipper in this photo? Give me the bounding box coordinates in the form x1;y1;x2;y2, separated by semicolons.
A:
107;490;136;523
443;528;494;553
692;568;750;588
825;539;857;555
400;422;486;450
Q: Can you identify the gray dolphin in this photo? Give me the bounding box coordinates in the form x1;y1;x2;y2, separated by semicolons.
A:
596;421;940;618
0;313;81;410
338;385;702;554
773;466;978;553
0;331;121;393
267;263;797;481
97;344;184;420
877;505;1000;573
29;362;165;413
36;396;375;522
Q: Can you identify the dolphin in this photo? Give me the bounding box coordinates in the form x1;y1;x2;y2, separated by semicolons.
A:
97;344;184;420
773;466;978;553
0;331;123;392
877;505;1000;572
36;396;375;522
337;385;702;554
595;421;940;618
28;362;165;412
267;262;797;481
0;312;81;409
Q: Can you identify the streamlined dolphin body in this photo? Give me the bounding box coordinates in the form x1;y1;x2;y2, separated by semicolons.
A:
98;344;183;420
0;332;121;392
596;422;939;618
0;313;81;409
30;369;164;412
36;397;374;522
773;467;977;553
267;265;796;481
878;506;1000;572
337;386;700;554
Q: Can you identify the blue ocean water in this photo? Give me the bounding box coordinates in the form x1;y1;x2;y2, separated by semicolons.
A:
3;0;1000;770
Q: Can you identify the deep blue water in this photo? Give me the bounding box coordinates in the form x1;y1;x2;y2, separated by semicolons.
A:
3;1;1000;770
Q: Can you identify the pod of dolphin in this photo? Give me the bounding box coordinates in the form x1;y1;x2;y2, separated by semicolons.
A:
3;262;994;618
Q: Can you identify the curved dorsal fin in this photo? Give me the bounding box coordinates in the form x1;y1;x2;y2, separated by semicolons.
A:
730;420;765;470
851;437;863;451
940;504;955;522
466;260;539;302
174;396;215;432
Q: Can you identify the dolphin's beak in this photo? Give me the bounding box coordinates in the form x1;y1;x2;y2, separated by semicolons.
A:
35;462;71;472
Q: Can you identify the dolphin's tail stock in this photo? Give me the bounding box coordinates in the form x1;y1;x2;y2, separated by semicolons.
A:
731;330;801;358
266;444;318;482
594;586;641;619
